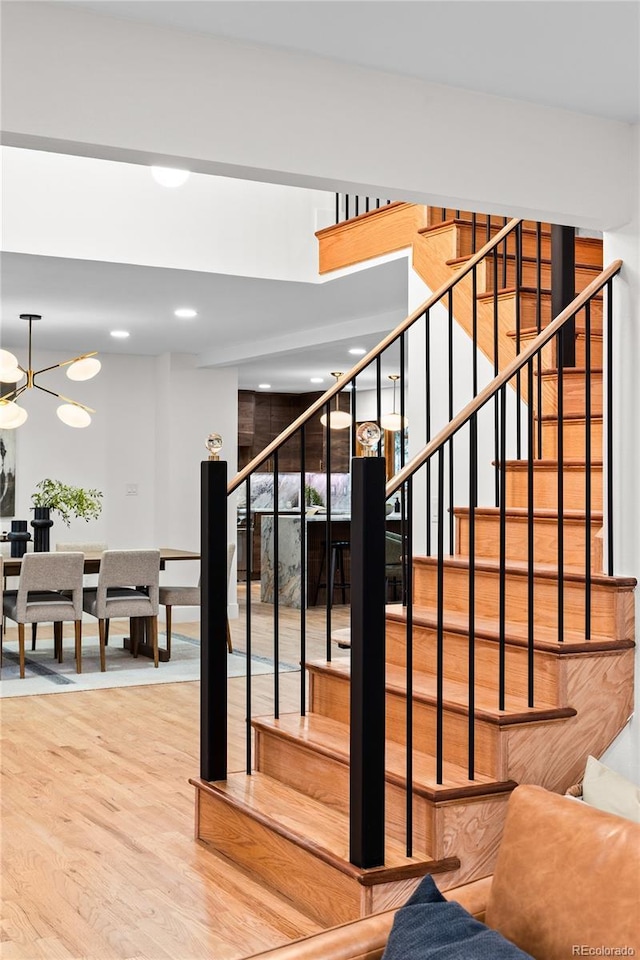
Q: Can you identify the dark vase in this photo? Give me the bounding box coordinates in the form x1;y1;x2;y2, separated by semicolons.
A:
8;520;31;558
31;506;54;552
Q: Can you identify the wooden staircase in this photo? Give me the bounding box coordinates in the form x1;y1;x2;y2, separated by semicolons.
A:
192;204;635;930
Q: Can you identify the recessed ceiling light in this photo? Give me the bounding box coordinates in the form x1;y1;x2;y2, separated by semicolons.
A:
150;166;190;188
349;347;367;356
258;383;271;390
310;377;324;384
110;330;130;339
174;308;197;319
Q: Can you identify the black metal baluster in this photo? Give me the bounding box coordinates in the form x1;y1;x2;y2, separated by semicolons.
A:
493;247;500;507
448;289;454;554
499;385;507;711
376;354;383;457
335;193;340;225
515;222;522;459
346;195;350;221
300;426;307;716
471;212;477;255
527;358;535;707
436;447;445;784
351;376;357;462
400;333;406;470
606;281;614;576
557;332;565;644
468;415;477;779
405;476;414;856
502;216;508;288
584;304;591;640
426;310;432;555
355;195;359;217
472;266;478;398
486;214;491;245
325;405;332;661
273;451;280;718
365;197;370;213
246;477;253;773
536;223;543;459
376;198;381;209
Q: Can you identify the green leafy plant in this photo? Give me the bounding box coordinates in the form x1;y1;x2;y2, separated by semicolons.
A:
304;484;324;507
31;479;103;526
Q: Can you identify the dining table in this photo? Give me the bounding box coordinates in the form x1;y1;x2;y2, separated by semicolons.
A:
2;547;200;662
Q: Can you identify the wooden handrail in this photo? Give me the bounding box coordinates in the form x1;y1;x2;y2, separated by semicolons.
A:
228;216;522;495
386;259;623;499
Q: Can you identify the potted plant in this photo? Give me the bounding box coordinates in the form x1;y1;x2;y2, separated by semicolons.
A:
31;479;103;551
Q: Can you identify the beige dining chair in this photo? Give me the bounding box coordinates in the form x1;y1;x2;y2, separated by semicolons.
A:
28;541;109;653
2;552;84;678
82;549;160;670
159;543;235;657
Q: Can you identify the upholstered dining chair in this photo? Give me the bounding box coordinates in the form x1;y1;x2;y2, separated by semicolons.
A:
82;549;160;670
2;552;84;678
159;543;235;657
28;541;109;652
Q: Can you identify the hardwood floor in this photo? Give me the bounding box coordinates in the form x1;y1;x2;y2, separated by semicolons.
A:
0;586;350;960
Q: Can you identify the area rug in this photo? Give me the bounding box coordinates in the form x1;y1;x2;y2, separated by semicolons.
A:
0;631;297;698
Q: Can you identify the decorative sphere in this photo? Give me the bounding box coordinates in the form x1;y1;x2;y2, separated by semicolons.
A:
356;421;382;453
206;433;223;459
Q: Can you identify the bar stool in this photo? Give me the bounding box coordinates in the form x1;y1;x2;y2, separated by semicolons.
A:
314;540;350;606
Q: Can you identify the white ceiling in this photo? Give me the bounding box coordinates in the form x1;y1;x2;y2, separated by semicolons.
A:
66;0;640;123
0;252;407;393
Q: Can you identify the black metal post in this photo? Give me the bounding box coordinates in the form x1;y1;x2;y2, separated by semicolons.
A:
200;459;229;782
350;456;386;868
551;225;576;367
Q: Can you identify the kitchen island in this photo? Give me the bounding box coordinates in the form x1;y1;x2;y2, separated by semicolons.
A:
260;513;402;608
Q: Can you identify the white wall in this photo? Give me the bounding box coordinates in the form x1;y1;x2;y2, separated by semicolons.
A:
1;147;334;282
2;349;239;620
0;2;635;231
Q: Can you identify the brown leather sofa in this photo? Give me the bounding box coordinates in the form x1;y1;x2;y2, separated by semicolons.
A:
246;784;640;960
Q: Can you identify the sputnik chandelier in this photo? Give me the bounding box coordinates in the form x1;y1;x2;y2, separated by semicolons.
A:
0;314;101;429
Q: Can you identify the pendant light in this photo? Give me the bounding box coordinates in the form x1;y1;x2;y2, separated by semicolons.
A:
0;314;100;429
319;372;352;430
380;374;408;431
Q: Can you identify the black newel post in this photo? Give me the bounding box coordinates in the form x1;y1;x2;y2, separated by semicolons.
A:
200;457;228;782
551;225;576;367
349;455;386;868
31;507;53;552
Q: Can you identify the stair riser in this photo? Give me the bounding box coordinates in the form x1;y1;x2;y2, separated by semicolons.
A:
195;784;365;926
536;417;604;461
505;464;603;511
310;670;500;778
511;293;603;330
481;260;599;294
457;225;603;267
413;563;634;640
385;619;561;706
539;372;602;417
456;514;602;568
517;333;602;369
254;725;435;856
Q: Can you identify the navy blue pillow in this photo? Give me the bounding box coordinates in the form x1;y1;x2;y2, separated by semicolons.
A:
381;875;534;960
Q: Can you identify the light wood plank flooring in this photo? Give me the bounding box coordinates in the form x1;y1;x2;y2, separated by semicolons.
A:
0;586;350;960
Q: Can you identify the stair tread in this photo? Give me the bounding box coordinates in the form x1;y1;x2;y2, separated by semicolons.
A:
503;458;602;469
476;286;603;302
537;412;603;422
509;325;602;338
446;252;601;270
418;218;553;238
308;657;563;718
201;771;447;875
413;553;636;587
385;603;635;651
254;712;512;798
453;506;603;521
538;367;602;377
